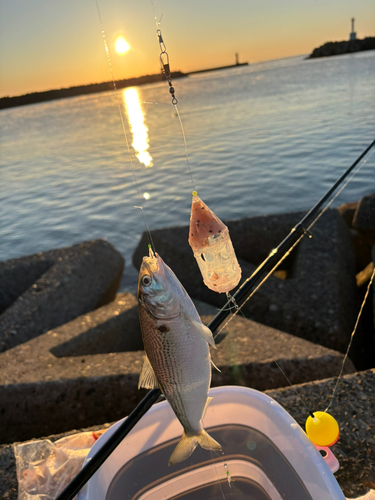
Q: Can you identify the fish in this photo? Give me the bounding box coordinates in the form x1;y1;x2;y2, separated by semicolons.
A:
188;194;241;293
137;247;221;465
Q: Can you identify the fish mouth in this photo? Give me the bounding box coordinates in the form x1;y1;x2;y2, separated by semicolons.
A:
141;247;159;273
138;247;164;298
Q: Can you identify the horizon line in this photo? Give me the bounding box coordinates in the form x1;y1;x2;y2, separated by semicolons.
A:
0;53;308;100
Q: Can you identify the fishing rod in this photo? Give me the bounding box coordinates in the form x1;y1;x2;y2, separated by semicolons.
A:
56;138;375;500
209;137;375;333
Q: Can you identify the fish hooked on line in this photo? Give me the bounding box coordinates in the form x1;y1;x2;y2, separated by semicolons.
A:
137;247;221;465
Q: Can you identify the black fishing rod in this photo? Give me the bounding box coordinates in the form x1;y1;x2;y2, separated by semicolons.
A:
56;138;375;500
209;137;375;333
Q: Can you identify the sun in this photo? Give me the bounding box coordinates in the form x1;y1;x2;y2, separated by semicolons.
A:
115;36;130;54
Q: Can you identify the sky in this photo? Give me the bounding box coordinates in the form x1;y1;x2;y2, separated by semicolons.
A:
0;0;374;98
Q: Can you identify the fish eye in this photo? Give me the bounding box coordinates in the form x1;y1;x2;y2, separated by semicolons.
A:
142;275;152;287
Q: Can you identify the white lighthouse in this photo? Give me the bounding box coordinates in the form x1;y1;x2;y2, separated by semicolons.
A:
349;17;356;41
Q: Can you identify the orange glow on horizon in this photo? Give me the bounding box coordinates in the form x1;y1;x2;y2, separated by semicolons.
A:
1;0;374;98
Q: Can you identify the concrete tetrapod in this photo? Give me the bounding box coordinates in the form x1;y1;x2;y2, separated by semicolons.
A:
0;240;124;352
134;210;359;356
0;294;354;444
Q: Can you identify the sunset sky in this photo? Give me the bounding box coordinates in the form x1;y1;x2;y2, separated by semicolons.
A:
0;0;374;98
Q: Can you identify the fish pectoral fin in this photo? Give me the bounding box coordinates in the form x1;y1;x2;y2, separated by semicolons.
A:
190;319;216;348
138;355;160;390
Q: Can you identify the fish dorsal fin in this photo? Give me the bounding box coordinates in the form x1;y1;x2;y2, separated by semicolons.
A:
190;318;216;349
138;355;160;390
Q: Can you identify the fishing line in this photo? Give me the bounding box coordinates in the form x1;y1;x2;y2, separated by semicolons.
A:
214;147;374;420
207;448;227;500
271;268;374;418
95;0;155;252
150;0;375;468
223;303;317;416
174;106;197;192
224;230;373;421
55;140;374;500
214;147;375;337
325;265;375;413
151;0;197;193
150;6;229;494
180;334;228;498
274;361;315;418
201;416;232;496
140;100;171;106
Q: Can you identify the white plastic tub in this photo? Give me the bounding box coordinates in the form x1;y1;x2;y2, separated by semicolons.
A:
78;386;345;500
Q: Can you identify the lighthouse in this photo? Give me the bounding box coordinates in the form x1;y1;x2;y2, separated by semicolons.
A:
349;17;356;41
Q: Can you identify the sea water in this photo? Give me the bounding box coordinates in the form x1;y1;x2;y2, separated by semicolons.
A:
1;51;374;290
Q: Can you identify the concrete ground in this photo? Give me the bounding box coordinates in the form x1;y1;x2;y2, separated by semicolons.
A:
0;369;374;500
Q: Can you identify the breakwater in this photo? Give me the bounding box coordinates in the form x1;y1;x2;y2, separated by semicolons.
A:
308;37;375;58
189;62;248;75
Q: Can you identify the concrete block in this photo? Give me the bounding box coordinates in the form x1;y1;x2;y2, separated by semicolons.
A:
353;193;375;232
1;370;374;499
338;200;373;273
209;314;355;391
266;369;375;498
133;210;358;354
0;294;353;444
0;240;124;352
338;201;358;229
351;228;374;273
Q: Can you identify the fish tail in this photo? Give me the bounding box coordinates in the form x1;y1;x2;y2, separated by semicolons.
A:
168;430;221;466
197;429;222;452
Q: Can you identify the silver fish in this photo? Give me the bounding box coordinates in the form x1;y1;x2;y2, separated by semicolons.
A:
137;248;221;465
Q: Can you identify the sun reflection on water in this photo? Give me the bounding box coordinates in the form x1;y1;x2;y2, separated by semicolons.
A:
123;88;153;168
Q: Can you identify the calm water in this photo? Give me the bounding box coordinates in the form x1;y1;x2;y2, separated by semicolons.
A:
1;52;374;291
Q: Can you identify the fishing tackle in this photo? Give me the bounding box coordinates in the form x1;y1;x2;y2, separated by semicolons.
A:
224;462;233;487
305;412;340;447
189;192;241;293
55;133;375;500
305;411;340;472
155;22;242;294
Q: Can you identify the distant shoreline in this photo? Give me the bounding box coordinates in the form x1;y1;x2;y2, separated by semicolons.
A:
0;72;186;111
0;62;249;111
307;37;375;59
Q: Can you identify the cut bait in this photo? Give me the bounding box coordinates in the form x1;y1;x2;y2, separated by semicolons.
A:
189;193;241;293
